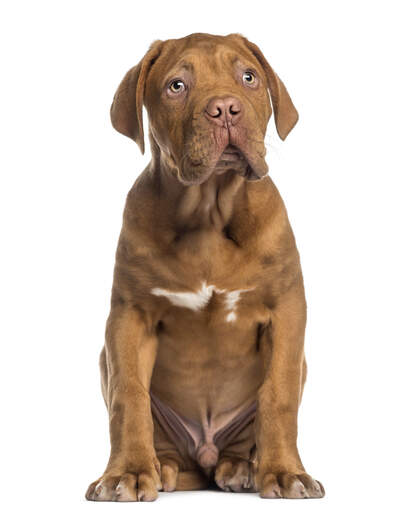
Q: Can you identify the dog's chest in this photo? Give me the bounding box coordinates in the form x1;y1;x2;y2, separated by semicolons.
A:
151;280;254;323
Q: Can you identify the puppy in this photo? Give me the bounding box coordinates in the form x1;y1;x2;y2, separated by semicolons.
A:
86;33;324;501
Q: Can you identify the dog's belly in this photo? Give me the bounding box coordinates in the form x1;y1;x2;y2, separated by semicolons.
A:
150;284;266;468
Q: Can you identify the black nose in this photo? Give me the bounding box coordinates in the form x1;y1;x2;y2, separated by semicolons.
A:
205;97;243;126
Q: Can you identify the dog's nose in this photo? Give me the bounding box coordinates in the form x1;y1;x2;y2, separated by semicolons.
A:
205;97;242;126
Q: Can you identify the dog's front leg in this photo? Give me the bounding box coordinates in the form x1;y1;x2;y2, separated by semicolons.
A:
256;283;324;499
86;305;161;502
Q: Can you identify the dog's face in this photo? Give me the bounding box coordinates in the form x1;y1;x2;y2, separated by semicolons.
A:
111;33;298;185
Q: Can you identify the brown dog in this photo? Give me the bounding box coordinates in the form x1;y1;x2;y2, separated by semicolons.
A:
86;33;324;501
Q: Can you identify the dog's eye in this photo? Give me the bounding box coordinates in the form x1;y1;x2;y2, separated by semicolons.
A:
168;79;186;94
242;71;256;85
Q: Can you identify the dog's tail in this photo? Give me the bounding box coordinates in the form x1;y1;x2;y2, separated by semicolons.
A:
176;470;209;491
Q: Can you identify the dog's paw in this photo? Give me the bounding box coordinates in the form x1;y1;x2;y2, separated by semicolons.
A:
85;468;162;502
259;471;324;499
215;457;256;492
159;458;180;492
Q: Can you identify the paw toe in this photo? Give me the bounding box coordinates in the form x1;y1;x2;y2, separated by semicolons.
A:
114;474;137;501
137;473;159;501
260;473;283;498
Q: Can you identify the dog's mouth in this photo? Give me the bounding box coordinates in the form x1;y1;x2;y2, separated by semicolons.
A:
214;144;267;181
179;137;269;185
218;145;244;163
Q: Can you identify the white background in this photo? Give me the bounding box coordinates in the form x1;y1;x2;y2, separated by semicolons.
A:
1;0;419;510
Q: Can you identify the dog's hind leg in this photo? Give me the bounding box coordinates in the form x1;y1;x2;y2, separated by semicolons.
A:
153;412;209;491
215;457;256;492
214;416;257;492
161;461;209;491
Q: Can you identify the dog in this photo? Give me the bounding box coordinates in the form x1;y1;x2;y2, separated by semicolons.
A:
86;33;324;501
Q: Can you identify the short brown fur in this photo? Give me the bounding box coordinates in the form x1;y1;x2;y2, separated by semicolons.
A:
86;33;324;501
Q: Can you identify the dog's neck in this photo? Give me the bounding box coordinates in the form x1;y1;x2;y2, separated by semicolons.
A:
150;140;246;233
177;172;245;232
156;161;245;233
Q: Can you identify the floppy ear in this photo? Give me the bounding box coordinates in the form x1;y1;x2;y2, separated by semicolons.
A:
110;41;163;154
240;37;298;140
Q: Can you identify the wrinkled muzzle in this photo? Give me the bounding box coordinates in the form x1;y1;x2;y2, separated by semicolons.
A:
177;94;269;185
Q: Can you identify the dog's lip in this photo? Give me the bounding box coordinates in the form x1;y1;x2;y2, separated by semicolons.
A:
181;144;268;184
216;144;268;181
222;144;240;154
218;144;245;162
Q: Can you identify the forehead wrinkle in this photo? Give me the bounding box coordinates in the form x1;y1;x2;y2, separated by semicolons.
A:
203;47;260;78
211;46;238;71
163;60;195;83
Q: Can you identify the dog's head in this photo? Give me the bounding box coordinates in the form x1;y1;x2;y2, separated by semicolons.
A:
111;33;298;185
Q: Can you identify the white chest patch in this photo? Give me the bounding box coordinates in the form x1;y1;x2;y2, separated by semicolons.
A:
151;282;216;312
151;281;253;322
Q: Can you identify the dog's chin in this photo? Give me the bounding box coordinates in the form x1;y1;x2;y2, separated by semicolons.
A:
177;163;215;186
179;146;268;185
